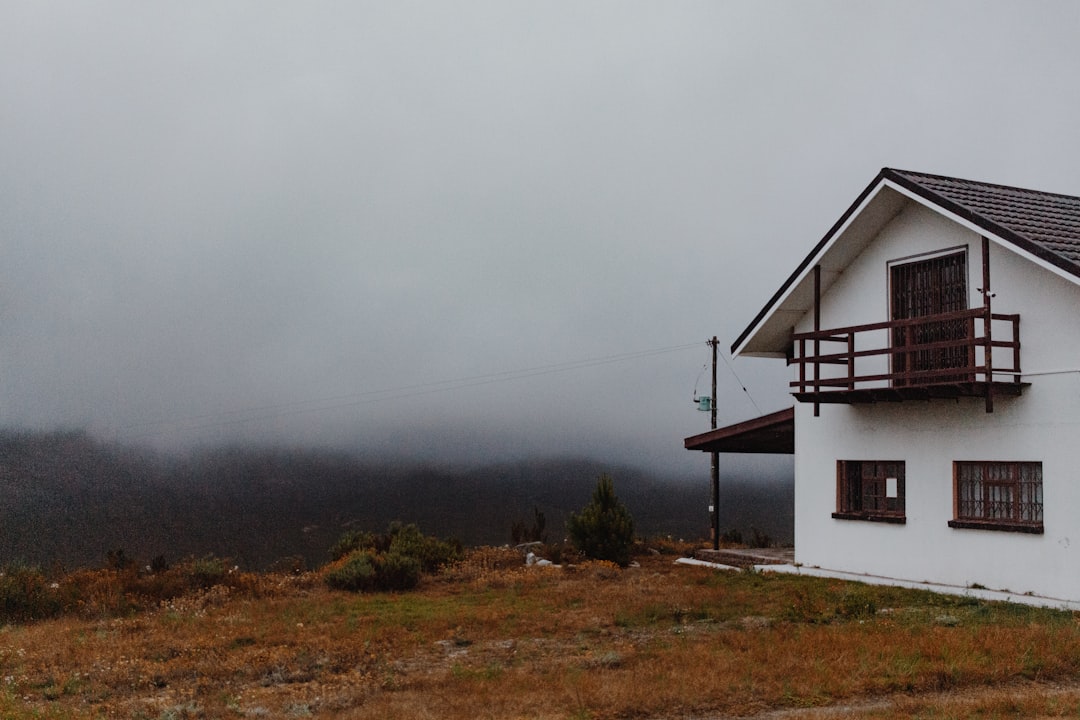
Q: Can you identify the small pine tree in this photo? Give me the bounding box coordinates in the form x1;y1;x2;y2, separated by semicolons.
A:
566;474;635;567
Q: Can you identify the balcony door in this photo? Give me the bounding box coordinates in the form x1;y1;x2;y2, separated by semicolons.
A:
890;250;970;385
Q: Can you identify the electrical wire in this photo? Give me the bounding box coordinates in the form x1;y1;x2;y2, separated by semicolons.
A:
716;345;763;416
691;363;707;400
125;341;703;440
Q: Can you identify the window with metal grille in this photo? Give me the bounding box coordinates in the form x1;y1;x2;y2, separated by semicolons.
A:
950;461;1043;533
889;250;971;385
833;460;905;523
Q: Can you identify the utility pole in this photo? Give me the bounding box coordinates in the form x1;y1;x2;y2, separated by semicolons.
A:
709;336;719;551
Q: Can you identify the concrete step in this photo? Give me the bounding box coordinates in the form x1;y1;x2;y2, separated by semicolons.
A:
694;547;794;568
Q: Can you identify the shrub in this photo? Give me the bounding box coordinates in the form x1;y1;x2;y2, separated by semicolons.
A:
373;552;421;591
387;523;463;573
329;530;379;561
0;565;61;622
187;555;227;589
325;551;378;592
324;550;420;592
566;474;635;568
325;523;458;592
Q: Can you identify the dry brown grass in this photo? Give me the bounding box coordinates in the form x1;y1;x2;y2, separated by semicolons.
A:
2;550;1080;719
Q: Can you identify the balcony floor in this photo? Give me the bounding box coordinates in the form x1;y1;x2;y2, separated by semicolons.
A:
793;381;1027;405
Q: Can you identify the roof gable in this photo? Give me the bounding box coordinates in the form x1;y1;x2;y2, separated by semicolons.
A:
732;168;1080;357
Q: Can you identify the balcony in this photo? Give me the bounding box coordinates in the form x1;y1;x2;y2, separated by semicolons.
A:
790;308;1025;411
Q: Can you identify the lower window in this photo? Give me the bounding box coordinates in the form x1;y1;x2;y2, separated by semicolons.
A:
833;460;906;523
950;461;1043;533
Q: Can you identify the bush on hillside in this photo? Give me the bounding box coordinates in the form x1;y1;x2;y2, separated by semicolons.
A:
566;475;635;568
387;522;463;573
329;530;380;561
187;555;228;589
373;552;422;591
325;551;378;591
0;565;61;623
324;523;460;592
325;549;422;592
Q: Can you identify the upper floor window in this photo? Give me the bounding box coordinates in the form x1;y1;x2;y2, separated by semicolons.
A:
950;461;1043;533
834;460;906;523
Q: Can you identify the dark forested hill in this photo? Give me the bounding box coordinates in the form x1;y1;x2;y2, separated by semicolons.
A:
0;430;792;570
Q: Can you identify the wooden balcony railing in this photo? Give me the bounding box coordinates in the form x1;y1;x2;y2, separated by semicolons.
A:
790;308;1023;412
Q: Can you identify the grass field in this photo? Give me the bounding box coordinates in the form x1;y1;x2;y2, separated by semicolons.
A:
3;547;1080;719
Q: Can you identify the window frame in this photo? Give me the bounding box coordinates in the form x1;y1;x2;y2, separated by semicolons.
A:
833;460;906;524
949;461;1044;534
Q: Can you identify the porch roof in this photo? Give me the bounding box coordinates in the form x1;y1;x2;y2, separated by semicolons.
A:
683;407;794;455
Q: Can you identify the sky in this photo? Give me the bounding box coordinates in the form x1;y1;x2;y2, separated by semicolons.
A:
3;1;1080;476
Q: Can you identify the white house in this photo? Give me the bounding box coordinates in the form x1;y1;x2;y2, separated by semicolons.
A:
686;168;1080;603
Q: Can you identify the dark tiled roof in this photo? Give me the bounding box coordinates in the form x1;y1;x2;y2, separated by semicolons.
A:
886;169;1080;271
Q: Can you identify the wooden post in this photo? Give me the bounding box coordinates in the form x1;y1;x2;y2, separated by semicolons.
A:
967;315;976;382
982;237;994;413
709;337;720;551
1012;316;1021;383
711;336;718;432
813;264;821;417
799;337;806;394
847;334;855;390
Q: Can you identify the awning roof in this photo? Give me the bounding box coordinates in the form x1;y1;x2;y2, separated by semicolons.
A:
683;407;794;455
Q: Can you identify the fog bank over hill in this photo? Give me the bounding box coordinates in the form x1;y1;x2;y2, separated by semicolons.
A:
7;4;1075;484
0;429;792;571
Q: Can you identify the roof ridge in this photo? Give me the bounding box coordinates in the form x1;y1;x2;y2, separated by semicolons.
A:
885;168;1080;202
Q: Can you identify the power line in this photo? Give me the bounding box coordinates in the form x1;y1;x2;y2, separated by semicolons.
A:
126;341;703;440
715;343;763;416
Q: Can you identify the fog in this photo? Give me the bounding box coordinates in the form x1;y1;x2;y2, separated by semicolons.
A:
3;2;1080;476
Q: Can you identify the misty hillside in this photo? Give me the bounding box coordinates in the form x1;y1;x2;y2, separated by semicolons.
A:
0;430;792;570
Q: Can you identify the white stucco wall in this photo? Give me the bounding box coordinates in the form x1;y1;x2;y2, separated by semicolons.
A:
792;201;1080;601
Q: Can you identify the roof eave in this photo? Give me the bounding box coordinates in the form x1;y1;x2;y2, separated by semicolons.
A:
683;406;795;454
